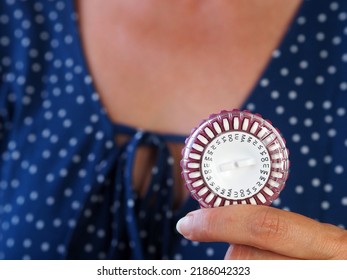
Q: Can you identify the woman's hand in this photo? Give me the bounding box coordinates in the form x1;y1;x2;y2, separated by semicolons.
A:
176;205;347;259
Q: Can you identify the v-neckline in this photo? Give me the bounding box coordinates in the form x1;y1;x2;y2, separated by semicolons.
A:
63;0;308;216
65;0;306;141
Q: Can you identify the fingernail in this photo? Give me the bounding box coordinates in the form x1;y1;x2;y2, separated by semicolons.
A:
176;215;193;237
224;244;234;260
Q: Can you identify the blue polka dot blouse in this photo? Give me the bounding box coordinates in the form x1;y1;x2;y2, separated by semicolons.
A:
1;0;347;259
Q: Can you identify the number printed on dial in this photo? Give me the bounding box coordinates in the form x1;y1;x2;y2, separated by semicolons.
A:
181;110;289;208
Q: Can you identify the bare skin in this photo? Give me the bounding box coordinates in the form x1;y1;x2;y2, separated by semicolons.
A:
76;0;301;135
75;1;347;260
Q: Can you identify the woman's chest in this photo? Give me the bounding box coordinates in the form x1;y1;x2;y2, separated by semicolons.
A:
76;0;301;135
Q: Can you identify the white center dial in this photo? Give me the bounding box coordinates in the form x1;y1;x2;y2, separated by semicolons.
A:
201;131;271;200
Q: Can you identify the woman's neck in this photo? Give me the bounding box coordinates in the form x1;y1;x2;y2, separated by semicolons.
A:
75;0;302;135
79;0;302;52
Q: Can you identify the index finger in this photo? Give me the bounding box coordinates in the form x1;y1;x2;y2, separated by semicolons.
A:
176;205;347;259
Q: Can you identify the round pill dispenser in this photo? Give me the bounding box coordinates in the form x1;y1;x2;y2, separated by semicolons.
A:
181;110;289;208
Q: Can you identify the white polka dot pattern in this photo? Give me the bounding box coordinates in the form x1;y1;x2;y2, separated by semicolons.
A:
248;0;347;225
